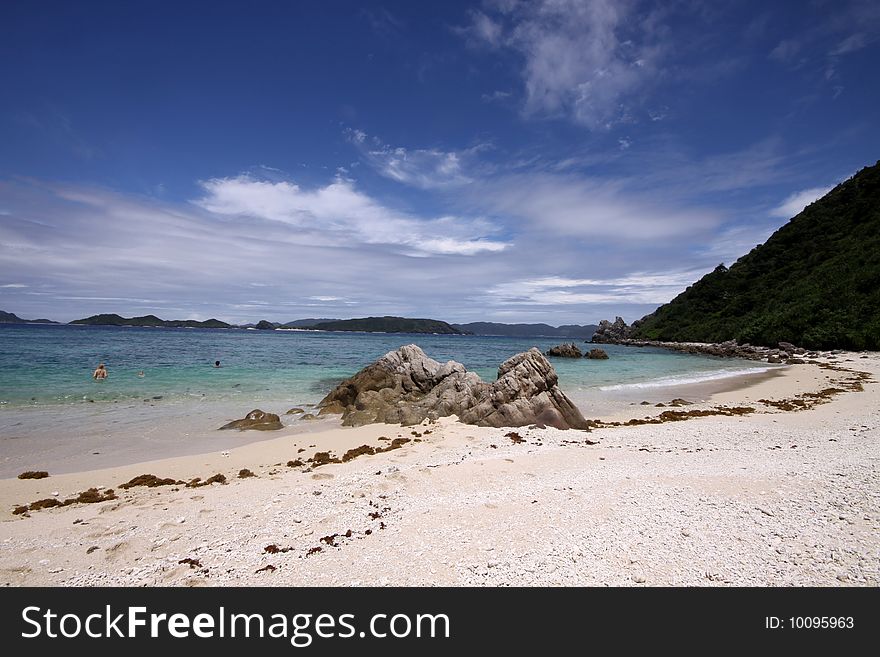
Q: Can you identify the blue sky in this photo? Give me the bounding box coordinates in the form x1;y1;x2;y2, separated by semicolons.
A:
1;0;878;324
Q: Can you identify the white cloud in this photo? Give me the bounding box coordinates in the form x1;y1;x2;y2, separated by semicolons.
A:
485;269;708;306
0;178;518;323
830;32;871;55
699;224;775;266
467;10;503;46
481;90;512;103
1;283;28;288
194;174;507;256
461;0;667;128
367;147;469;188
55;296;167;303
769;39;802;64
347;130;486;189
770;186;833;218
469;173;720;240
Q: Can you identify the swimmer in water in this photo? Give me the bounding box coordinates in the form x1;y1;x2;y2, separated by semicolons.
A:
93;363;108;380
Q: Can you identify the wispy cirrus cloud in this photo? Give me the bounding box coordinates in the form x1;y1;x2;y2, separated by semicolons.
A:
484;269;709;306
346;129;489;189
457;0;668;129
767;0;880;87
0;177;514;323
466;172;721;241
770;185;835;218
194;174;507;256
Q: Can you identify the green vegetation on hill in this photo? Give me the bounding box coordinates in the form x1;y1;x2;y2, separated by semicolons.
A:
631;161;880;350
282;318;337;328
70;314;233;329
307;316;466;334
0;310;57;324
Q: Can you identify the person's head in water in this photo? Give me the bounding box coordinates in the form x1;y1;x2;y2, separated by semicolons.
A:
214;360;221;368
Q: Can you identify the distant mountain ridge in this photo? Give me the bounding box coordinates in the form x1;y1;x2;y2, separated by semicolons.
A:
302;316;465;334
69;314;233;329
282;318;338;328
629;160;880;350
452;322;598;338
0;310;57;324
7;311;600;338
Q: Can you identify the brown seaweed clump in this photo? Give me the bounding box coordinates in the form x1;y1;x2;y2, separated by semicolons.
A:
26;498;64;511
309;437;414;468
759;398;807;411
238;469;256;478
119;474;183;489
591;406;756;428
13;487;117;515
319;530;353;547
341;445;377;462
506;432;526;444
310;451;340;467
179;558;202;569
287;459;305;467
185;474;227;488
73;488;118;504
17;471;49;480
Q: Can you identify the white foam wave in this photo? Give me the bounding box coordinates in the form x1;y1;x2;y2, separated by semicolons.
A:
598;366;778;391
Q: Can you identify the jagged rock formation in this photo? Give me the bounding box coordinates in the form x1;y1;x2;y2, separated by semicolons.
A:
586;348;609;360
546;343;583;358
591;317;633;343
318;344;589;430
219;409;283;431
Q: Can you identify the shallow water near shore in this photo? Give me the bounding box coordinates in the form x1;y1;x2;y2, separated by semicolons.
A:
0;324;778;476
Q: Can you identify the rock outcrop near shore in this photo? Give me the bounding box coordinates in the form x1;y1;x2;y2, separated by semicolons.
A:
591;317;634;343
318;344;590;430
591;318;824;363
219;409;283;431
546;343;583;358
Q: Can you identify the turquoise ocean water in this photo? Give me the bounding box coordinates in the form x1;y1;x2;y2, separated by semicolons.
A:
0;324;776;475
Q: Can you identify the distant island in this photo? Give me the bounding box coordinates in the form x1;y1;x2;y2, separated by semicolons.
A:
281;318;338;328
452;322;597;339
3;311;599;339
0;310;57;324
300;316;466;334
601;160;880;351
69;314;233;329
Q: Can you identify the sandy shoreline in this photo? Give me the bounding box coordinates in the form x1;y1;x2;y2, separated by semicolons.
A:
0;352;877;586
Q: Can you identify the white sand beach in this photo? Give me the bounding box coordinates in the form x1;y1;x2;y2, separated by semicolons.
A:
1;352;877;586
